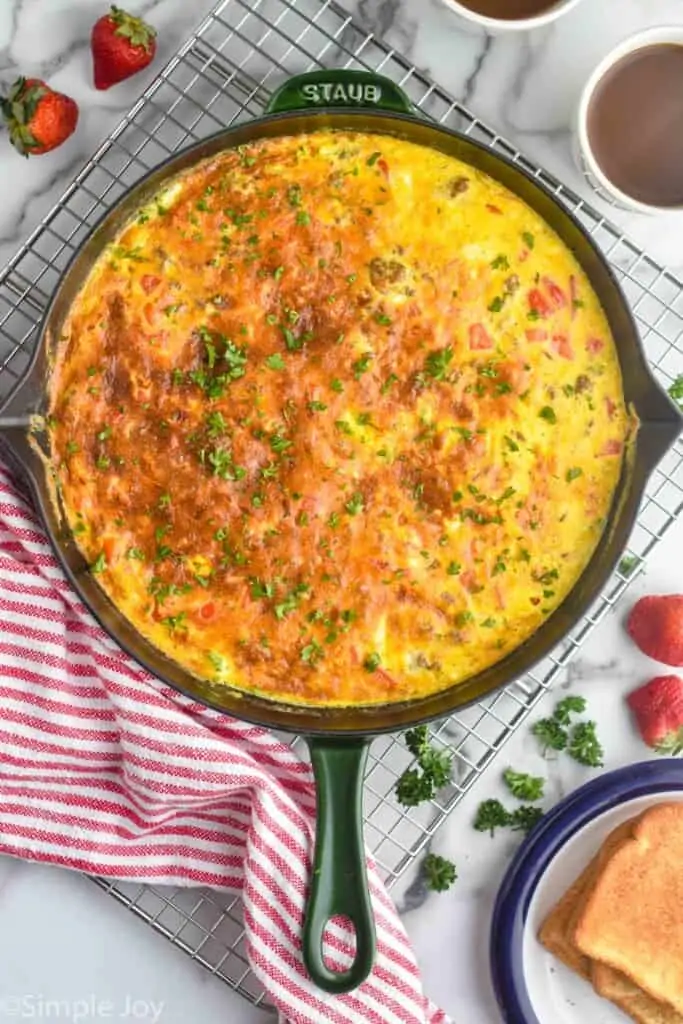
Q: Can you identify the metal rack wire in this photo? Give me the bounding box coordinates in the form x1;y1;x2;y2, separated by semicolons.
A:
1;0;682;1010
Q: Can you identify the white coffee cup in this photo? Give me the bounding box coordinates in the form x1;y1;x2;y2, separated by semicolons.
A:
576;26;683;215
436;0;585;34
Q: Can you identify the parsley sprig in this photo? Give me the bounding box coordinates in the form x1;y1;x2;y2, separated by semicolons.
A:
473;798;543;837
531;695;603;767
395;726;453;807
423;853;457;893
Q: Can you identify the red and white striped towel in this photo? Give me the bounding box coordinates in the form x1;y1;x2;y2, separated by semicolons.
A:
0;459;450;1024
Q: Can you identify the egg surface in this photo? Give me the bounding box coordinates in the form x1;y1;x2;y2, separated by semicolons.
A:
49;132;632;706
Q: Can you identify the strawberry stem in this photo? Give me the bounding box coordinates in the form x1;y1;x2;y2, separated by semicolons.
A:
109;5;156;52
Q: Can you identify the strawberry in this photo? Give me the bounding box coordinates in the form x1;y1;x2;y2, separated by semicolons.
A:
91;5;157;91
626;675;683;754
627;594;683;666
0;78;78;157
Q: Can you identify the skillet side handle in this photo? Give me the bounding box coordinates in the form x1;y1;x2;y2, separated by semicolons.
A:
266;70;413;116
302;737;376;994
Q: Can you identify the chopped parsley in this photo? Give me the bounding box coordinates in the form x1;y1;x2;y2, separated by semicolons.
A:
396;727;453;807
568;721;604;767
345;493;364;516
488;296;505;313
618;554;641;577
352;354;372;380
539;406;557;424
307;400;327;412
90;552;107;574
265;353;286;371
668;374;683;406
522;231;535;250
270;433;292;454
553;695;587;725
363;652;381;672
491;254;509;270
424;345;454;382
473;799;510;837
301;641;324;666
424;853;457;893
503;770;545;802
566;467;583;482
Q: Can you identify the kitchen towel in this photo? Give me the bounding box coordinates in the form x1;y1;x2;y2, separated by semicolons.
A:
0;458;450;1024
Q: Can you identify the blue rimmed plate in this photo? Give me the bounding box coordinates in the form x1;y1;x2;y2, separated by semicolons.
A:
490;759;683;1024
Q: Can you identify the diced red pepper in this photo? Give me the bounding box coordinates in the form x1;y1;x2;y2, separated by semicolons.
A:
378;158;389;177
586;337;605;354
600;439;623;456
605;396;617;420
374;667;398;688
528;288;552;318
102;537;116;563
469;323;493;350
542;277;568;309
200;601;216;620
141;275;161;294
460;571;479;593
551;334;574;359
486;204;503;215
525;329;548;342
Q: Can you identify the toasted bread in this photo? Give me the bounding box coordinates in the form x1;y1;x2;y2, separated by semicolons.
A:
591;961;683;1024
538;819;637;977
573;802;683;1015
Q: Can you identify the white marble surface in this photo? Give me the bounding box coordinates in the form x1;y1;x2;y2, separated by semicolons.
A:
0;1;682;1023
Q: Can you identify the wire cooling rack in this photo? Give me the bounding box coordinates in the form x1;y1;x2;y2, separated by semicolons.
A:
1;0;683;1010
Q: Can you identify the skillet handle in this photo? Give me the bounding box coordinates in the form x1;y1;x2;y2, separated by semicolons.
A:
266;69;413;116
302;737;376;994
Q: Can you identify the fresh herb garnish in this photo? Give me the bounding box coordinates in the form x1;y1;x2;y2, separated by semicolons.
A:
668;375;683;407
345;493;364;516
473;799;510;837
263;351;285;372
618;554;641;577
539;406;557;424
553;695;587;725
424;346;454;382
424;853;457;893
509;805;544;834
352;354;372;380
566;467;583;482
90;552;107;574
395;727;453;807
568;721;604;767
503;769;545;802
363;652;381;672
531;716;568;754
522;231;535;250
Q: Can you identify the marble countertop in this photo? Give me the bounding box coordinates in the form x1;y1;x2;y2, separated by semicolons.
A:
0;1;682;1023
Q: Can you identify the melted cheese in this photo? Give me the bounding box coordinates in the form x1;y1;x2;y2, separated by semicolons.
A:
49;131;633;706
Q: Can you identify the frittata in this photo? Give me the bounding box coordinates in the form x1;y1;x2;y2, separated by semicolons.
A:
48;131;632;706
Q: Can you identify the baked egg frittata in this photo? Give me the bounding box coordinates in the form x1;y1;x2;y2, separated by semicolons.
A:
49;131;632;706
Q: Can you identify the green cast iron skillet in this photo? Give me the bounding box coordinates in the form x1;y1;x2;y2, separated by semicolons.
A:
0;70;680;994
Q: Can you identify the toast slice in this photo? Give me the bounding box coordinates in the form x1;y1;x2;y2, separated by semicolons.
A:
538;818;637;977
573;802;683;1015
591;961;683;1024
